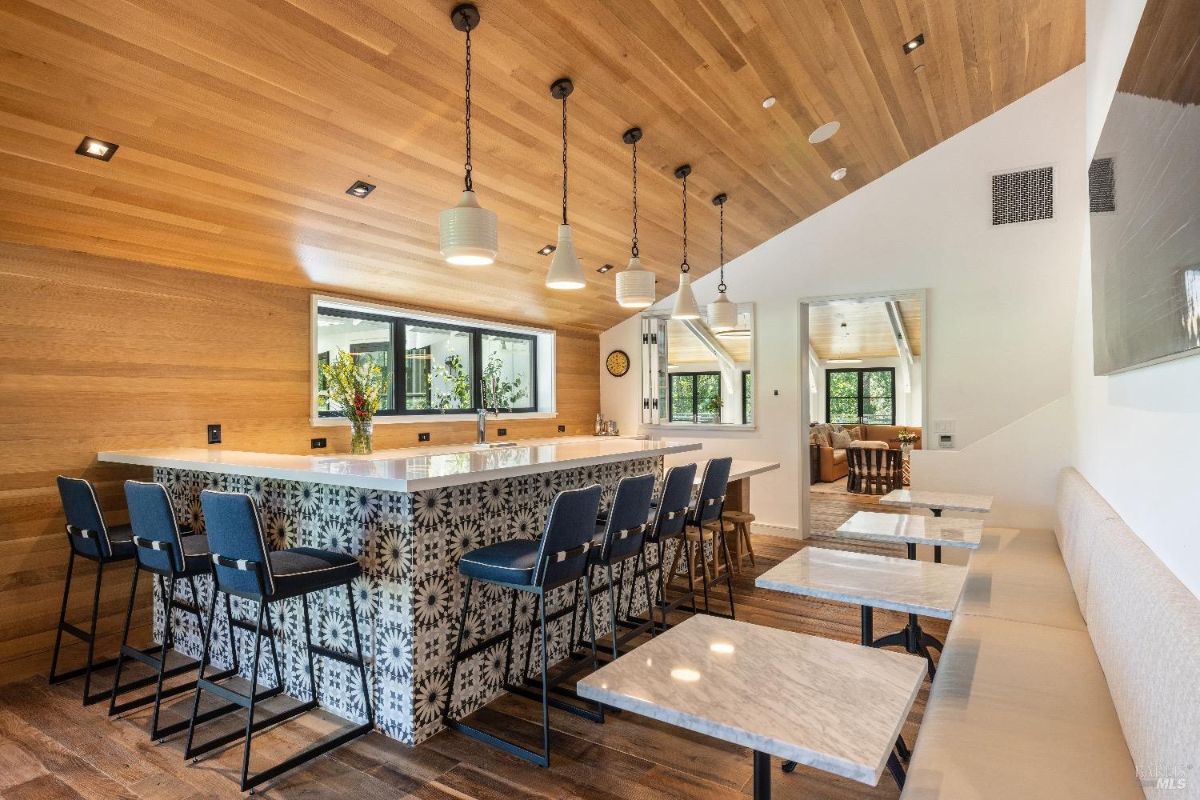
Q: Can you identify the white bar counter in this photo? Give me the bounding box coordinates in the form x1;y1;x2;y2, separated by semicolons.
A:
99;436;700;492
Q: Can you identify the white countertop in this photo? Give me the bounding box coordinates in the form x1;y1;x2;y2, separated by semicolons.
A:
755;547;969;619
836;511;984;550
880;489;994;513
693;459;781;484
98;436;701;492
576;615;925;786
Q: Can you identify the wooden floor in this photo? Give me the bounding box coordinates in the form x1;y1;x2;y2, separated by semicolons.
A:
0;492;940;800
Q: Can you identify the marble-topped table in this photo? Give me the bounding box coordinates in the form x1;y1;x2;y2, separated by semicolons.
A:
835;511;984;556
880;489;993;564
757;547;966;679
576;615;925;799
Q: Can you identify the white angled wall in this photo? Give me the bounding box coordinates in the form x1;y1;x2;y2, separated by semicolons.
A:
600;66;1088;536
1072;0;1200;597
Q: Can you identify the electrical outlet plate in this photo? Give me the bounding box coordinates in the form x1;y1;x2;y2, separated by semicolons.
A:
207;424;221;445
418;432;430;442
557;425;566;433
310;437;327;449
497;428;507;436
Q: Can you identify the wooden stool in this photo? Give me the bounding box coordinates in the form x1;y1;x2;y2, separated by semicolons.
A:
721;510;756;572
667;523;727;588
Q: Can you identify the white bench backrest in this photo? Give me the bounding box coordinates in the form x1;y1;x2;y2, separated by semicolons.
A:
1057;468;1200;799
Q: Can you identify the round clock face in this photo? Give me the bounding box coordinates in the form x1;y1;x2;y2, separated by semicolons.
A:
606;349;630;377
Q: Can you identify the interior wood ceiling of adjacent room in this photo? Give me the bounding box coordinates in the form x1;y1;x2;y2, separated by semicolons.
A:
0;0;1083;332
809;299;922;360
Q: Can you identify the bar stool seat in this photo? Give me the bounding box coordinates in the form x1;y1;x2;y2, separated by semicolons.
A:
268;548;361;599
458;539;540;585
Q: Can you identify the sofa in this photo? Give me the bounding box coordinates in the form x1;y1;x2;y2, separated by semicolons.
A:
810;423;922;483
899;468;1200;798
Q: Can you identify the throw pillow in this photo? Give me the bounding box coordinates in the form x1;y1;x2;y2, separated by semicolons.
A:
847;425;863;441
830;430;853;449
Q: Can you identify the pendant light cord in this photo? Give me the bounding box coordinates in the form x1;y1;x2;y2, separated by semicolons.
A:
463;24;473;192
561;91;569;225
680;171;690;274
718;201;726;293
630;139;639;258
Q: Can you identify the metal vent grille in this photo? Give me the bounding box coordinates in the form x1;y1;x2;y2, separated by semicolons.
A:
1089;157;1116;213
991;166;1054;225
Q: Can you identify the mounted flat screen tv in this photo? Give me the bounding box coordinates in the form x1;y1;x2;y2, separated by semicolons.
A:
1090;0;1200;375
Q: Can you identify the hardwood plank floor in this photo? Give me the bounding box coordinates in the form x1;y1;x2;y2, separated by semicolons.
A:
1;495;941;799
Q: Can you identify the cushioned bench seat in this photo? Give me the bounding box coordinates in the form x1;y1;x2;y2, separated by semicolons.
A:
901;614;1142;799
957;527;1086;631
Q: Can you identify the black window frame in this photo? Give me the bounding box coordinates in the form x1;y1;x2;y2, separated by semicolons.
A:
668;371;722;424
825;367;895;425
741;370;753;425
316;304;539;417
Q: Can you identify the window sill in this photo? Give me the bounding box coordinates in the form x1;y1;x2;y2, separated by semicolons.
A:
312;411;559;427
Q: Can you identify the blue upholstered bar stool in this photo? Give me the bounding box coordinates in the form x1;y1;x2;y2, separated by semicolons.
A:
622;462;700;638
186;490;373;793
442;484;603;768
584;474;656;661
109;481;217;738
50;475;189;705
686;457;736;619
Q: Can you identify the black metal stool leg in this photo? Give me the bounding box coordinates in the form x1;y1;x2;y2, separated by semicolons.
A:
718;527;737;620
537;591;551;766
148;575;176;735
605;564;620;662
501;589;518;685
239;601;267;792
108;565;141;717
81;560;106;705
345;583;374;725
301;594;318;702
48;551;77;684
185;585;221;760
442;578;474;722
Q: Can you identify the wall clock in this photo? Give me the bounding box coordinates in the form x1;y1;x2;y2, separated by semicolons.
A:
606;349;630;377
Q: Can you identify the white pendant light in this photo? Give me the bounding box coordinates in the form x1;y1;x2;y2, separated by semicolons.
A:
439;4;498;266
545;78;585;290
707;192;738;331
615;127;655;308
671;164;701;320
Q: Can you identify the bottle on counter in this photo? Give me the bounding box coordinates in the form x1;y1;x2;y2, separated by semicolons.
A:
595;412;604;436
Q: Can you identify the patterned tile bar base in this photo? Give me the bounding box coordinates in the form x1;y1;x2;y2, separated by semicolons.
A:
153;456;663;745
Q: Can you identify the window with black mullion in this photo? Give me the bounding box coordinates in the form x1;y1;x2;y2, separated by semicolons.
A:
825;367;895;425
669;371;721;423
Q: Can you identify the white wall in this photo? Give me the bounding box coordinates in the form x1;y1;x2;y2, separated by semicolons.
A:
1071;0;1200;597
601;66;1088;536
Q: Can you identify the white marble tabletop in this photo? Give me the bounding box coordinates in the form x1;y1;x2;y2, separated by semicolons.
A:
836;511;984;550
880;489;993;513
98;436;701;492
692;459;781;484
576;615;925;786
755;547;968;619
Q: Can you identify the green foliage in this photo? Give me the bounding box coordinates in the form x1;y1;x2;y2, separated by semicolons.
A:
480;353;526;412
317;350;388;423
429;354;472;411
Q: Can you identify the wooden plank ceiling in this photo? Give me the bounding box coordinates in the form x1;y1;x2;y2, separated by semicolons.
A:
0;0;1083;332
809;298;922;360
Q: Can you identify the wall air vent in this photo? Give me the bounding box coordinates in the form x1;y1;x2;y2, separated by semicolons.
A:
1089;157;1116;213
991;166;1054;225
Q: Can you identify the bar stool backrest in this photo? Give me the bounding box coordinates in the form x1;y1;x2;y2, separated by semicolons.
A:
56;475;113;559
691;457;733;526
532;484;602;589
125;480;188;574
650;463;698;542
199;490;275;599
599;473;656;562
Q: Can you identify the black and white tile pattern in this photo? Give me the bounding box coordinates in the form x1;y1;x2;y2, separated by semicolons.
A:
153;456;662;745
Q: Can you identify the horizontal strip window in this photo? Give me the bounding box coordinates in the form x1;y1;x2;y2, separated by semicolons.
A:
314;299;550;418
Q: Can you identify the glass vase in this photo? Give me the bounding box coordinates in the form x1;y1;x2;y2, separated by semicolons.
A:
350;419;373;455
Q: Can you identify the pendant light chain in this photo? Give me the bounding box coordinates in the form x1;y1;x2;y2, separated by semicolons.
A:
631;139;639;258
463;23;473;192
718;201;726;293
680;171;690;274
560;91;569;225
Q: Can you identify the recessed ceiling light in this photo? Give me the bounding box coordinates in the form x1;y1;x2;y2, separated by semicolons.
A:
346;180;376;198
808;121;840;144
761;95;776;109
902;33;925;54
596;263;614;273
831;167;848;181
538;244;556;256
75;137;118;161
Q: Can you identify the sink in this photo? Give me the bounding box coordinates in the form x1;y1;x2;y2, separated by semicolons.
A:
473;441;519;449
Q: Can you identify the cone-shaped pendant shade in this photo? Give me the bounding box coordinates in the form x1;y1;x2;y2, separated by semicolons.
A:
616;256;655;308
545;223;585;289
440;190;498;265
707;291;738;331
671;273;701;319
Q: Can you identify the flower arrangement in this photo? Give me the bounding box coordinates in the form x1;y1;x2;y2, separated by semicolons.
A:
897;429;918;447
318;351;388;454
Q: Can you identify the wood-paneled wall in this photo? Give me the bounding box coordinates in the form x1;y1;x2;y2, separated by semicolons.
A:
0;242;599;684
